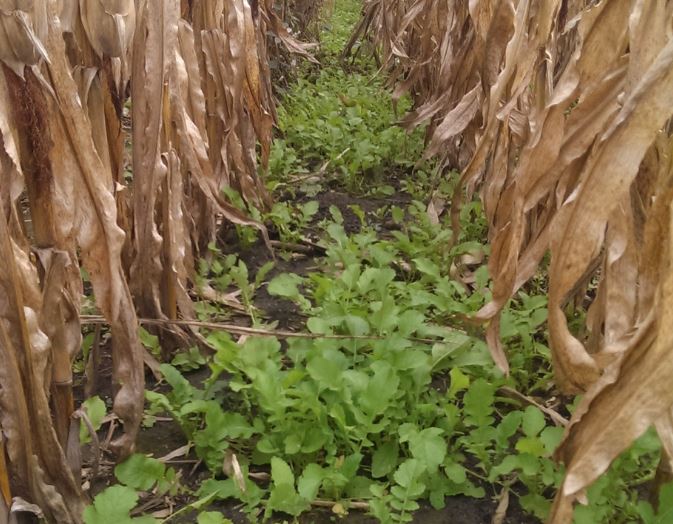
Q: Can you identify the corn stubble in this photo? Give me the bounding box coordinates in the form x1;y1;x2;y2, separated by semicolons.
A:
352;0;673;520
0;1;311;522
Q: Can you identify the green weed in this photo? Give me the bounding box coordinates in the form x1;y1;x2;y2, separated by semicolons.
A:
144;208;552;521
270;69;424;194
268;0;428;195
142;201;670;523
83;453;204;524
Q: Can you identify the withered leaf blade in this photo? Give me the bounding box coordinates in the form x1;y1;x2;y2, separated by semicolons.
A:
354;0;673;516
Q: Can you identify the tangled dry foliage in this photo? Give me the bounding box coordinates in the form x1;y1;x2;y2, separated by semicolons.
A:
278;0;324;38
349;0;673;520
0;1;312;521
266;0;323;86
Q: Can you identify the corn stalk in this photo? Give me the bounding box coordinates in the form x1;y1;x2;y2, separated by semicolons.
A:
353;0;673;520
0;0;309;521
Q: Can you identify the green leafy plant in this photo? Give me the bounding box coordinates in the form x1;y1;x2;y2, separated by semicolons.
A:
229;258;275;323
268;0;428;196
636;482;673;524
80;396;107;445
114;454;180;497
84;455;177;524
270;68;424;194
171;346;207;371
139;327;162;359
84;486;158;524
83;453;228;524
145;202;572;521
195;246;274;323
266;200;319;244
140;183;673;524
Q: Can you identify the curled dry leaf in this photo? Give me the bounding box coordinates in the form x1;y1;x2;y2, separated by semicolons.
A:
0;1;315;519
355;0;673;517
0;203;84;523
0;0;49;76
78;0;135;59
1;5;339;524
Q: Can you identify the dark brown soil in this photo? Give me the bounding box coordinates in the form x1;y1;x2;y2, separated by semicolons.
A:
307;189;410;234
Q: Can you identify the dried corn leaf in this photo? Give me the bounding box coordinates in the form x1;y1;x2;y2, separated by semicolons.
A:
0;0;48;76
357;0;673;514
0;200;84;523
0;1;311;520
550;171;673;522
39;0;145;456
78;0;135;59
130;0;179;319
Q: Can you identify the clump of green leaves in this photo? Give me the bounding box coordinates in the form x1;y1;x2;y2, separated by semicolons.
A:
146;205;565;522
84;485;157;524
84;455;179;524
270;68;424;194
146;197;671;522
636;482;673;524
80;396;107;445
83;453;230;524
318;0;363;59
572;429;665;524
195;246;274;323
265;200;319;243
268;0;427;196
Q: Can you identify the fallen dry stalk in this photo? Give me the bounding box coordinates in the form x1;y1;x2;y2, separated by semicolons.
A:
311;499;371;511
498;387;568;428
79;315;466;345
